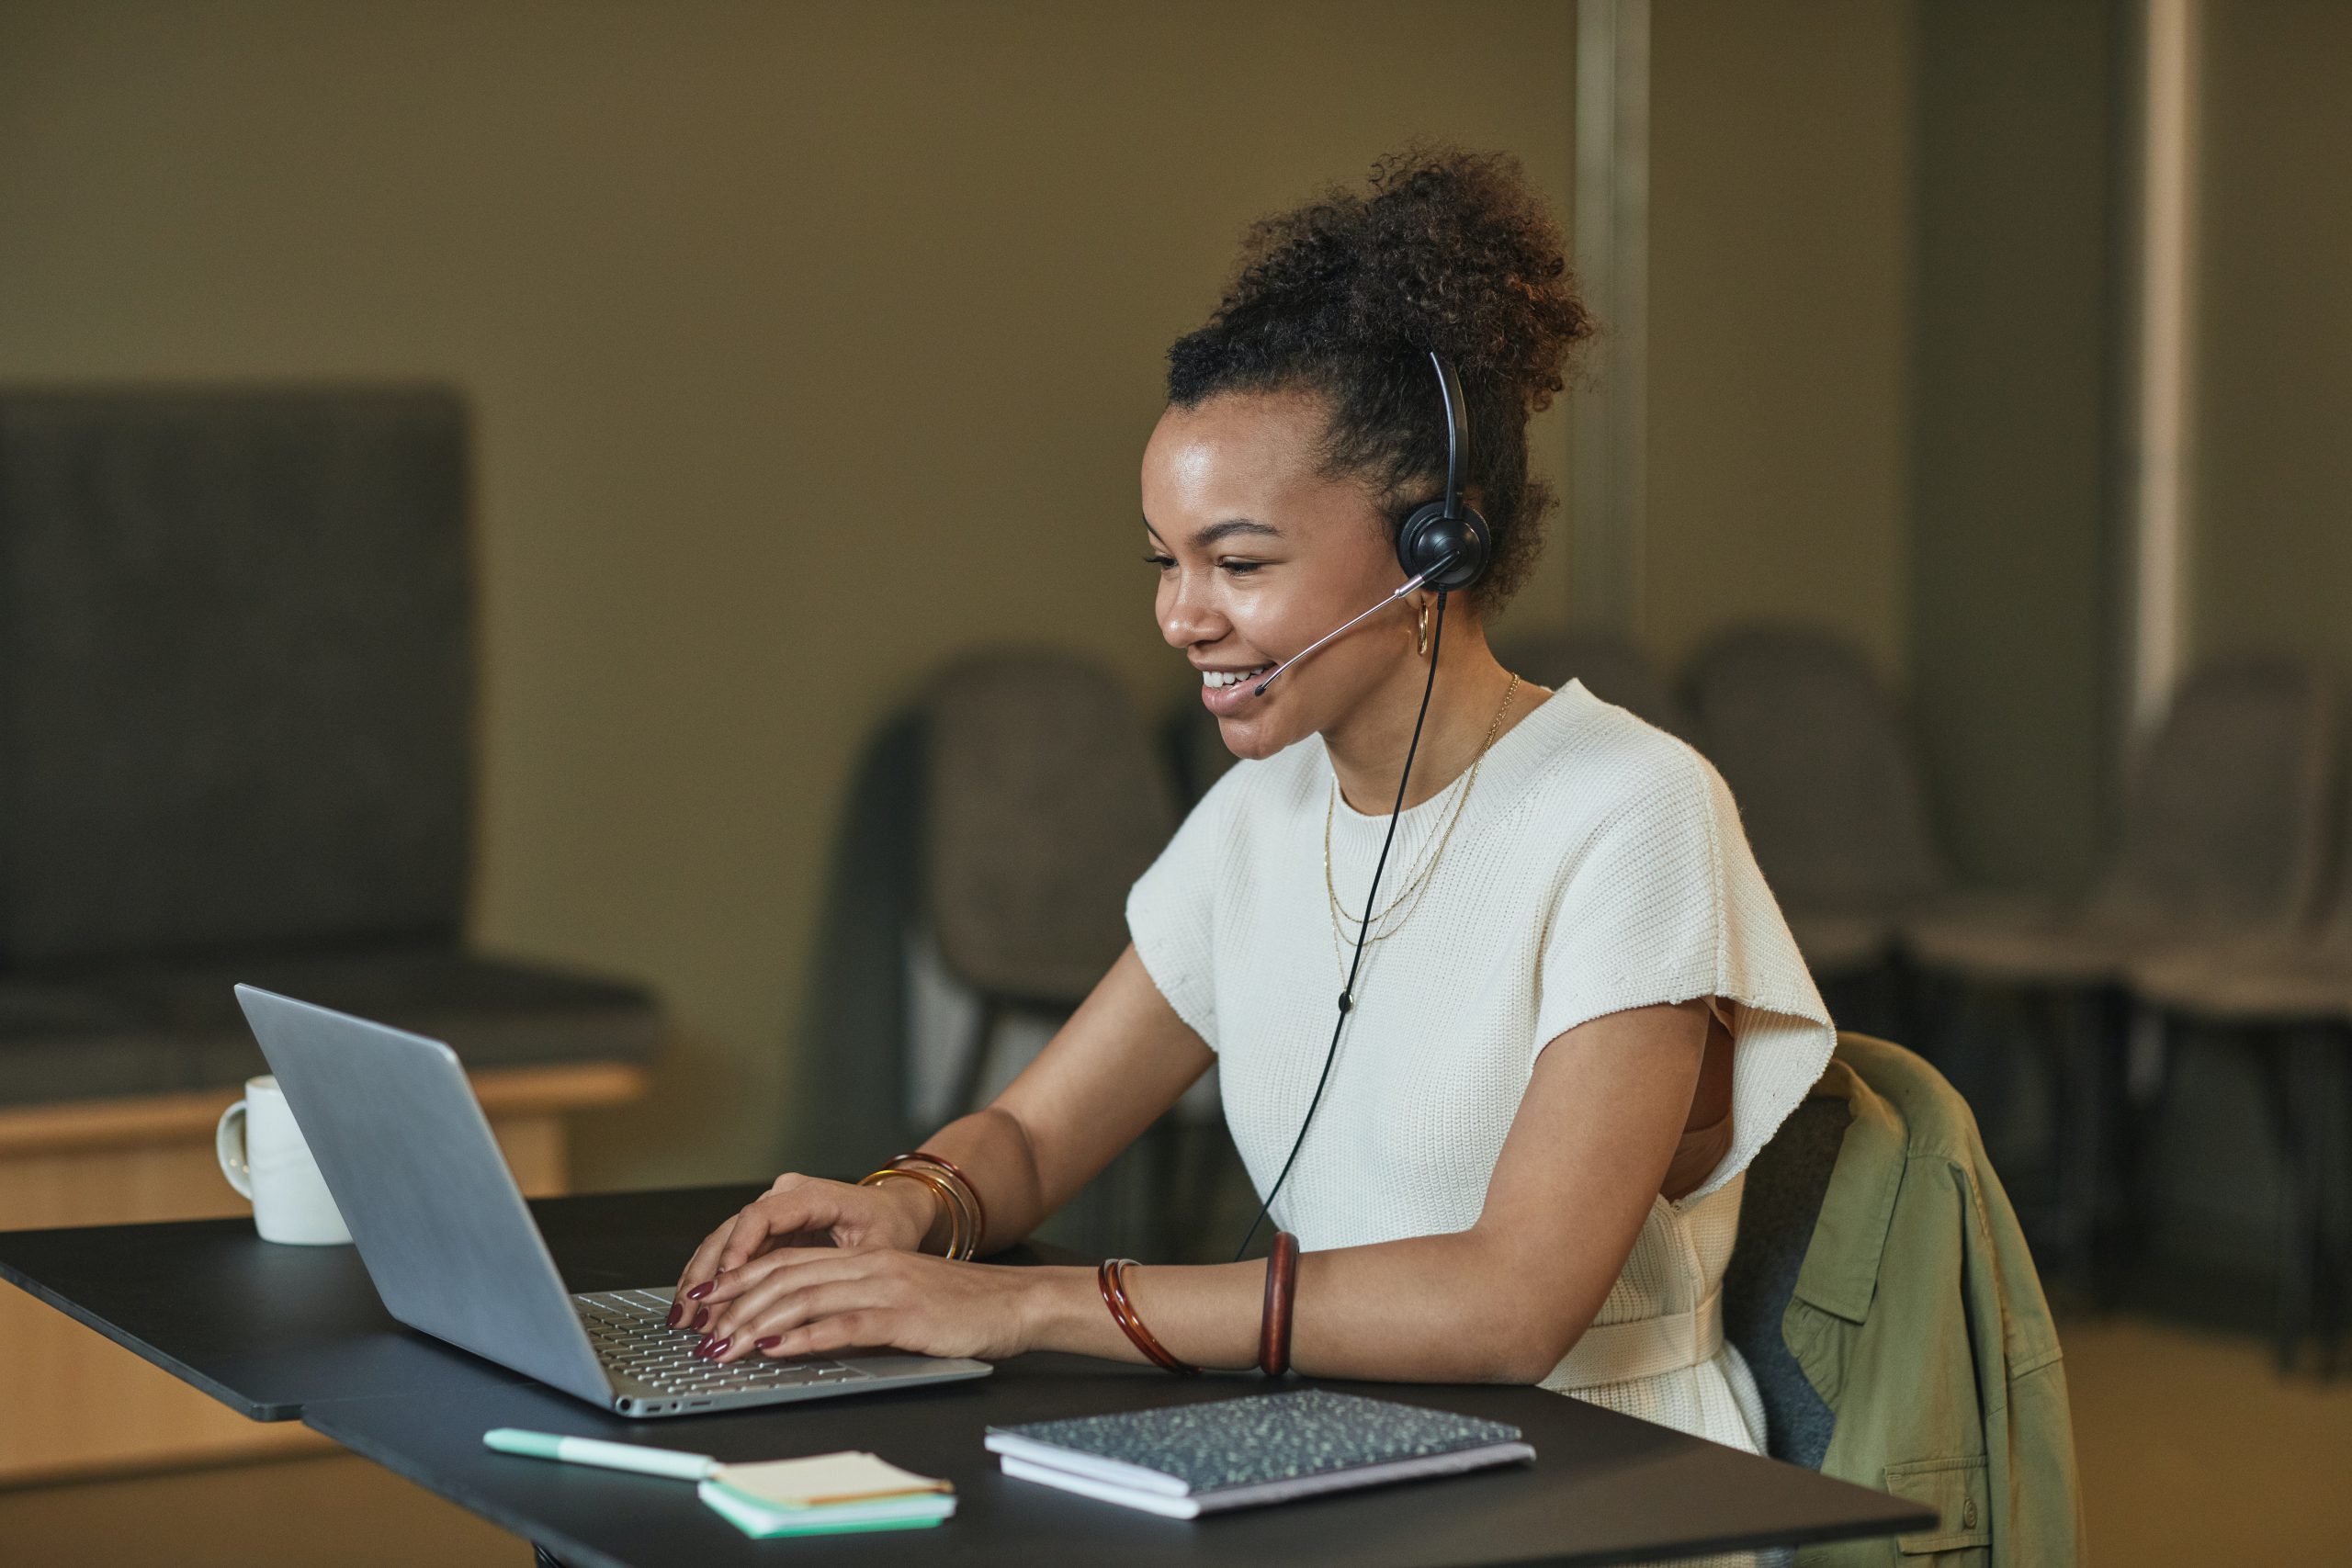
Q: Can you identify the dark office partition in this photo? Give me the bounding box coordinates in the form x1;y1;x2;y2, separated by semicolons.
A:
0;387;473;963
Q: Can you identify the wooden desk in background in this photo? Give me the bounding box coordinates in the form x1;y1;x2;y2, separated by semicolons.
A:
0;1061;648;1486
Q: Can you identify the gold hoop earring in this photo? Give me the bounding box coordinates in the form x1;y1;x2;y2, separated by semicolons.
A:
1415;599;1430;658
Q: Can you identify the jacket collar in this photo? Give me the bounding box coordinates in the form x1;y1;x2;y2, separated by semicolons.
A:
1792;1056;1906;1323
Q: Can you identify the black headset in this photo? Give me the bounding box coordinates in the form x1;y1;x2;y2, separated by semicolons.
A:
1394;350;1492;594
1233;348;1491;1259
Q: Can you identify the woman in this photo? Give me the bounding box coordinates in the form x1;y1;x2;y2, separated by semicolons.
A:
673;147;1833;1457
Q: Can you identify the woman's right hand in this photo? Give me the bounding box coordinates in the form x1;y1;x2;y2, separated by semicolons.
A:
668;1171;932;1326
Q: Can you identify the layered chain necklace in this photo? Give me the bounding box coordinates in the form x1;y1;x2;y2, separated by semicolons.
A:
1323;673;1520;977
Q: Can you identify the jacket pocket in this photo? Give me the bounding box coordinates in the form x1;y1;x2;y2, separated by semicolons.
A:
1883;1455;1991;1562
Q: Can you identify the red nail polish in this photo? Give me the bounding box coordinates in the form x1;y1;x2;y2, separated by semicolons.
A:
687;1282;711;1300
665;1302;682;1327
692;1306;708;1328
710;1338;731;1358
754;1337;781;1350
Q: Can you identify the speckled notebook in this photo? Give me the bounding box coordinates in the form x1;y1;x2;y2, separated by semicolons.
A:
984;1390;1535;1518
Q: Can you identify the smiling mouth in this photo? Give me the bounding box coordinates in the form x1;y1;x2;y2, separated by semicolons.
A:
1200;665;1274;690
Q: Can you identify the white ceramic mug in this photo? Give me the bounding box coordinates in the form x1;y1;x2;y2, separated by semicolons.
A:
215;1075;353;1246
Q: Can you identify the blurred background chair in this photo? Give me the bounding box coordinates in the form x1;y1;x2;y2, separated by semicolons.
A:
2128;774;2352;1373
1904;654;2337;1298
1683;626;1949;1041
1496;628;1691;738
921;649;1181;1113
910;650;1234;1258
0;386;660;1483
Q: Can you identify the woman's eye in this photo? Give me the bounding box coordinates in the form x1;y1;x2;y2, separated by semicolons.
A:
1142;553;1175;570
1218;559;1264;576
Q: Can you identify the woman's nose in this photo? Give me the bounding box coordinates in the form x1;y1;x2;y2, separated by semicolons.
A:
1158;574;1224;649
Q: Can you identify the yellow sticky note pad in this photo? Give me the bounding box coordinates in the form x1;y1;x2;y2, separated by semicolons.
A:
712;1450;952;1510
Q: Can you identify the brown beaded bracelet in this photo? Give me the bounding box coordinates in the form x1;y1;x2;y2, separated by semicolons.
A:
1258;1230;1299;1377
893;1150;987;1253
1098;1258;1200;1375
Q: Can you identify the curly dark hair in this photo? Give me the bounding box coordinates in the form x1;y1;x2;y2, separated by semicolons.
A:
1165;146;1594;609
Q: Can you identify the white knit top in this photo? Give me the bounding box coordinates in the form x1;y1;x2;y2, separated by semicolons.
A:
1125;680;1835;1452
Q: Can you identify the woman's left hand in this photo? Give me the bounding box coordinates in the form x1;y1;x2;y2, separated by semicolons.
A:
691;1246;1050;1364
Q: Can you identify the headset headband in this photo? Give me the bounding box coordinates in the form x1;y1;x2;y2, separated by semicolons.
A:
1430;349;1468;522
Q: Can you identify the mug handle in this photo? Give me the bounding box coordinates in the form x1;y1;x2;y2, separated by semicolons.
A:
216;1100;254;1200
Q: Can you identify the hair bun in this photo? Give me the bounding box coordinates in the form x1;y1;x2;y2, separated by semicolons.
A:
1221;145;1588;414
1164;146;1592;610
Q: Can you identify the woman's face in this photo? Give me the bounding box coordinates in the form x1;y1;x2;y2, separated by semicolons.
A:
1140;389;1421;761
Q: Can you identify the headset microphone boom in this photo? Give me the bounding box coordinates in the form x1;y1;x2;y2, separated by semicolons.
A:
1247;351;1490;698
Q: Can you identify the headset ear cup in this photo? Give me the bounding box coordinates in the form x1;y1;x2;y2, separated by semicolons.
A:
1396;503;1491;593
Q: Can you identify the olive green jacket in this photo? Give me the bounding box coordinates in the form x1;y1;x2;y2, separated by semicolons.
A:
1793;1035;2086;1567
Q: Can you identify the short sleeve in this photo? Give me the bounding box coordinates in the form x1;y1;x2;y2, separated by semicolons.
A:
1124;766;1242;1049
1532;748;1836;1204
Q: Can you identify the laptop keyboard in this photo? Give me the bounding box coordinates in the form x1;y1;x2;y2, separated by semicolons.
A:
572;1289;872;1395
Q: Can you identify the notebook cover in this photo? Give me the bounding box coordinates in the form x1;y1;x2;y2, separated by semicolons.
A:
998;1443;1535;1517
986;1389;1525;1495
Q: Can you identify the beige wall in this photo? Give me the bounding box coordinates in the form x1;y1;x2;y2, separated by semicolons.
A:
0;1;1940;1190
1646;0;1917;679
1905;0;2118;895
0;1;1580;1188
2194;1;2352;686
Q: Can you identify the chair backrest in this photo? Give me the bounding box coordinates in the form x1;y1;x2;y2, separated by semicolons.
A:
0;388;473;963
1494;629;1690;737
1684;626;1944;913
2093;654;2336;930
922;650;1180;1003
1722;1092;1849;1470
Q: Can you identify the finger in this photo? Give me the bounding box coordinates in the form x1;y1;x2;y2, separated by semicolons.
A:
670;1223;741;1324
714;1280;897;1362
673;1207;820;1321
715;1182;842;1273
675;1224;727;1292
685;1201;790;1305
697;1246;851;1309
709;1206;783;1277
763;1308;894;1361
705;1253;881;1346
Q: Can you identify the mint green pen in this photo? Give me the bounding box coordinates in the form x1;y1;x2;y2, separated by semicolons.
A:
483;1427;717;1481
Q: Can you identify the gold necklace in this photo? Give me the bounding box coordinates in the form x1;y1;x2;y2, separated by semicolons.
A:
1323;762;1474;930
1324;672;1521;931
1323;673;1521;958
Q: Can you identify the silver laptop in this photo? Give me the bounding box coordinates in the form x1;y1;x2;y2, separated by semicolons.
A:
233;985;992;1417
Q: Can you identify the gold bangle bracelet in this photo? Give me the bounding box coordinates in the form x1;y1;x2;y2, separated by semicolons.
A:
860;1167;964;1258
899;1159;981;1258
892;1153;987;1254
898;1166;973;1259
857;1167;969;1259
923;1166;979;1260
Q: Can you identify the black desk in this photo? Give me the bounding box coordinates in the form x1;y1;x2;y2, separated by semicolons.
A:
1;1184;1933;1566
